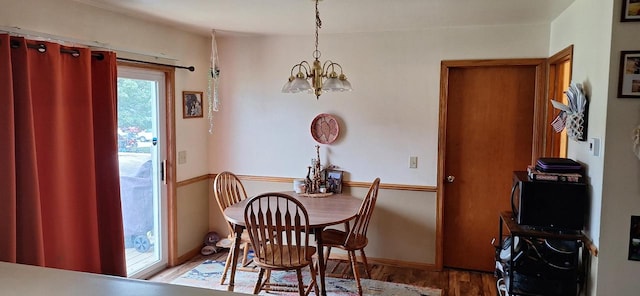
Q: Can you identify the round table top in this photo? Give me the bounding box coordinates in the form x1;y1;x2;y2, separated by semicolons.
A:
223;191;362;228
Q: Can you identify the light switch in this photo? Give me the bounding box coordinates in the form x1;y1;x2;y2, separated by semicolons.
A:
409;156;418;168
588;138;600;157
178;150;187;164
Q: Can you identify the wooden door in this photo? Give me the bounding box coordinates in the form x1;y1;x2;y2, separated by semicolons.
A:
438;60;545;272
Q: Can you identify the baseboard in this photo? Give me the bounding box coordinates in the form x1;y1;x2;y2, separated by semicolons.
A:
327;253;438;271
175;245;202;266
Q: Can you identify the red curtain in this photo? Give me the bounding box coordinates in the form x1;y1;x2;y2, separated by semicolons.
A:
0;34;126;276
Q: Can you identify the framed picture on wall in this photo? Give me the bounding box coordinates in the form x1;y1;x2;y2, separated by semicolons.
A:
617;51;640;98
325;170;343;194
622;0;640;22
183;91;203;118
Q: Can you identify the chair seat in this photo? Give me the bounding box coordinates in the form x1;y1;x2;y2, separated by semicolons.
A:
254;245;317;270
322;229;368;250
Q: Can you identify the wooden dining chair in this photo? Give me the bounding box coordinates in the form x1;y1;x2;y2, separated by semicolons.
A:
212;171;254;285
322;177;380;296
244;192;319;296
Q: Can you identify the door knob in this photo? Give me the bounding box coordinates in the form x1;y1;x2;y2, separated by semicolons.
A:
446;175;455;183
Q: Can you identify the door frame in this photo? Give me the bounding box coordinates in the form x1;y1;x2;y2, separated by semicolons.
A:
117;61;178;268
545;45;574;157
435;58;547;270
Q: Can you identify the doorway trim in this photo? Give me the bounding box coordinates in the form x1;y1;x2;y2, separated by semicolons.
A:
545;45;574;157
117;61;178;267
435;58;546;270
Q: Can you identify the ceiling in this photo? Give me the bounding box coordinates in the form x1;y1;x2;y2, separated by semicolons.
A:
74;0;575;37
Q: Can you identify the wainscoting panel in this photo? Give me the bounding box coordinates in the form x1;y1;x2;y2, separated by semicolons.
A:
176;178;210;259
181;175;437;268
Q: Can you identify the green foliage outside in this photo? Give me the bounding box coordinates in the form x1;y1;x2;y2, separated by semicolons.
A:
117;78;153;153
117;78;153;132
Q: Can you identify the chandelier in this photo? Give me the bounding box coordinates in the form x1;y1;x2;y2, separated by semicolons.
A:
281;0;352;99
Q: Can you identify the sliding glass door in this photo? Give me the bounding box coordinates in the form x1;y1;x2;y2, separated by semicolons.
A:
117;66;168;278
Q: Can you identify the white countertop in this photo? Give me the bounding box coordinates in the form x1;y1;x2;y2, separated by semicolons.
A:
0;262;246;296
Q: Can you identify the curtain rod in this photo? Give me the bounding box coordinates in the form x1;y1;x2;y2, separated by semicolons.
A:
116;57;195;72
8;39;195;72
1;26;195;71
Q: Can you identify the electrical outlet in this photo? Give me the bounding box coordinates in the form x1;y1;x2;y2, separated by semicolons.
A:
178;150;187;164
409;156;418;168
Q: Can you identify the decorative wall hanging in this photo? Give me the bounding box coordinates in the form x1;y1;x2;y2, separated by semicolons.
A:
550;82;588;141
622;0;640;22
310;113;339;144
618;51;640;98
207;29;221;133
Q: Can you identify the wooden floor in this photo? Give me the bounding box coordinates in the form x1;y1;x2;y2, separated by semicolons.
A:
149;250;498;296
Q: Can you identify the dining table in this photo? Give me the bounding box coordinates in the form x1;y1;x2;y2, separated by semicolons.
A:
222;191;363;296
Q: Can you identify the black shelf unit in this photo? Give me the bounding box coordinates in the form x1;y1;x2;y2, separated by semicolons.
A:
496;212;591;296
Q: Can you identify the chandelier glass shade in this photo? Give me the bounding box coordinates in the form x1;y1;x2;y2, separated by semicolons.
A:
281;0;352;99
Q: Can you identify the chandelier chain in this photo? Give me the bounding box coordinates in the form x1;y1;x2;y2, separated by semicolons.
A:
315;0;321;55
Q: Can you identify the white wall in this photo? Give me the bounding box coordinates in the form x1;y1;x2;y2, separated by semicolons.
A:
550;0;640;294
210;25;551;186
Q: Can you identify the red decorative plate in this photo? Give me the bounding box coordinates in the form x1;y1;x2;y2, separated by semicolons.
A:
311;113;339;144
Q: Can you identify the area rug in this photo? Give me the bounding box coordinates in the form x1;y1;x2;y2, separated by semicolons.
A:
171;259;441;296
